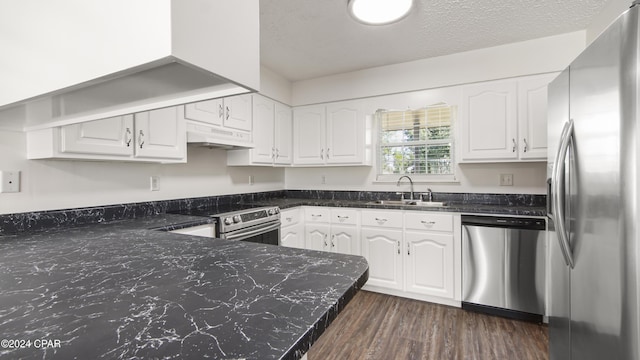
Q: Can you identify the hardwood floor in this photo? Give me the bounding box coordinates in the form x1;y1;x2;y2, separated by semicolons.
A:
308;291;548;360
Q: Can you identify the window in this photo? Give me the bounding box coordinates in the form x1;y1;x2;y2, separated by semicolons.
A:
377;103;456;182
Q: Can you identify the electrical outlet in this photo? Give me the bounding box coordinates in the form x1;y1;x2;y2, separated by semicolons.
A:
500;174;514;186
150;176;160;191
0;171;20;193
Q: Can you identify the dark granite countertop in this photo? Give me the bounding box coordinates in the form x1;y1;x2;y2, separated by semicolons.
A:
246;198;547;217
0;214;368;359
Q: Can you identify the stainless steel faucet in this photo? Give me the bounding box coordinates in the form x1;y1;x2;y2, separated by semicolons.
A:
396;175;414;201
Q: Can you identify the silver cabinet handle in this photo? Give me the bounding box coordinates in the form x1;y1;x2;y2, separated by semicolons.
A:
327;148;330;159
512;138;517;152
397;240;401;255
551;119;575;268
337;215;350;222
407;242;410;255
331;234;336;248
323;234;328;248
523;138;528;153
226;106;230;120
285;217;292;221
125;128;132;147
311;214;322;218
138;130;145;149
272;147;276;159
275;148;280;159
218;103;224;119
320;148;324;159
374;218;387;223
421;220;436;225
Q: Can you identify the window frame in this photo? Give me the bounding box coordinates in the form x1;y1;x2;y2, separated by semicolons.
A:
375;104;458;183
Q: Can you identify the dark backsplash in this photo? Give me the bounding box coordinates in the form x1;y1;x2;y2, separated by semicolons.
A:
0;190;545;235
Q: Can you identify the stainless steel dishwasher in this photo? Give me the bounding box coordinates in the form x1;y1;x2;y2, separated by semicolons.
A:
461;215;546;322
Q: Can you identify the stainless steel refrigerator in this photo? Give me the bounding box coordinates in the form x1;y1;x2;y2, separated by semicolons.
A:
547;3;640;359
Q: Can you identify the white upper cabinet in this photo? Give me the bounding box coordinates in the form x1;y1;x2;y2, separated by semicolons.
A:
459;73;558;162
185;94;252;132
226;95;292;166
460;80;518;161
223;94;253;131
27;106;186;163
293;105;326;165
184;98;224;126
274;103;293;165
134;107;186;160
61;115;134;157
293;100;370;166
518;74;557;160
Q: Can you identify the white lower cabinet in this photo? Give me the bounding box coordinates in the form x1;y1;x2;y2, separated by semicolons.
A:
361;227;404;291
280;208;305;249
404;231;454;299
361;209;461;306
284;206;461;307
303;207;360;255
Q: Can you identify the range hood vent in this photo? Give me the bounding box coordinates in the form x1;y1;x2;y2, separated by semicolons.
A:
1;0;259;129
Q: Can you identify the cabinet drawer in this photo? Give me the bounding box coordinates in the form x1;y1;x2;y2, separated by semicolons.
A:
280;208;301;226
330;208;358;225
405;212;453;232
304;207;331;223
361;210;403;228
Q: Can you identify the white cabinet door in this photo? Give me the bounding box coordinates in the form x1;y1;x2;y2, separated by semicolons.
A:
184;98;223;125
274;102;293;165
223;94;252;131
460;80;518;161
281;224;305;249
293;105;326;165
330;225;358;255
305;224;331;251
60;115;134;156
325;101;364;164
134;106;186;160
251;95;276;164
405;231;455;299
361;228;403;290
518;74;556;160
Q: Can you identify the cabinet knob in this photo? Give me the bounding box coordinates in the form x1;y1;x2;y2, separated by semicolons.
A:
512;138;517;152
226;106;230;120
320;148;324;159
397;240;401;255
523;138;528;153
326;148;330;159
407;242;411;256
138;130;145;149
218;104;224;119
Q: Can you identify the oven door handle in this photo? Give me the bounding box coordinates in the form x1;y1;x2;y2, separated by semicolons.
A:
224;222;281;241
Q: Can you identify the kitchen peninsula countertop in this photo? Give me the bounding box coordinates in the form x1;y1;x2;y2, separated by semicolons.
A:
0;214;369;359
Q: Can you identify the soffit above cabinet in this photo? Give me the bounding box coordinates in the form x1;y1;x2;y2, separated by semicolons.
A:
0;0;260;130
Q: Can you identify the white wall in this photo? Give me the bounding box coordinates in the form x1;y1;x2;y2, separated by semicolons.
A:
0;127;284;215
586;0;631;44
291;31;586;106
259;65;292;105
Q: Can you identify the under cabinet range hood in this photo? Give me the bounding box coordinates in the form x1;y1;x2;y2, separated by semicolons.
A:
0;0;259;129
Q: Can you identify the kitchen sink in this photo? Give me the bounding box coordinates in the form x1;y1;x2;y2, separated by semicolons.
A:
366;200;447;207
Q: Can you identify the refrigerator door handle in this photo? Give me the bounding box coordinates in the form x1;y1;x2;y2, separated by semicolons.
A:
551;119;575;269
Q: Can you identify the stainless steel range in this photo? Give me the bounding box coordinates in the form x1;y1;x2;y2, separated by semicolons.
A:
212;206;281;245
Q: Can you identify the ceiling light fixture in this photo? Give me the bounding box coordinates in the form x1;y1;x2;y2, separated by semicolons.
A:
348;0;414;25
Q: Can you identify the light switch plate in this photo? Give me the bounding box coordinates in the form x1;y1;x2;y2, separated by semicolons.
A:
0;171;20;193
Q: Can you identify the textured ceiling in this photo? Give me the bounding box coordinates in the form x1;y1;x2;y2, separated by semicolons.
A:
260;0;611;81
